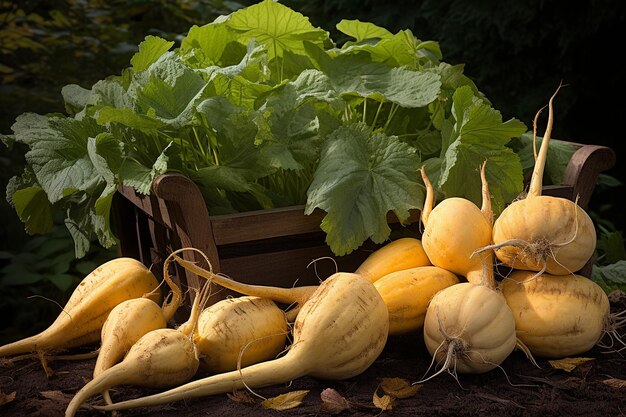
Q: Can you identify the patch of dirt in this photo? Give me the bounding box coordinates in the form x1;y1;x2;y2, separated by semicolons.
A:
1;297;625;417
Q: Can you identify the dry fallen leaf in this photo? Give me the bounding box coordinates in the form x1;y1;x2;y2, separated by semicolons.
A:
603;378;626;388
227;390;257;405
39;390;73;403
0;390;16;406
262;390;309;410
372;391;395;411
320;388;351;415
548;357;594;372
380;377;421;399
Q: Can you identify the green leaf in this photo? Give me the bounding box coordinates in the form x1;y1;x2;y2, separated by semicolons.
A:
131;35;175;73
336;20;393;42
121;143;173;195
438;86;527;214
312;49;441;108
96;107;166;132
194;97;272;200
87;78;132;109
12;113;105;204
131;53;209;128
87;133;124;186
592;260;626;293
62;84;92;116
12;186;54;235
93;184;118;248
338;26;437;68
306;124;423;255
180;21;238;67
226;0;330;60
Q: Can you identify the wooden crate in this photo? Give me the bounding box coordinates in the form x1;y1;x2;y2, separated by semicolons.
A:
111;142;616;305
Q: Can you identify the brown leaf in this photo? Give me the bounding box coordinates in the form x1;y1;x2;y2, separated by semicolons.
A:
548;357;594;372
372;391;395;411
603;378;626;388
320;388;350;415
40;390;74;403
262;390;309;411
380;377;421;399
0;390;16;406
227;390;257;405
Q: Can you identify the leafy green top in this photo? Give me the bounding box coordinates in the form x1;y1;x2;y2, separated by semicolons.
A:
2;0;571;257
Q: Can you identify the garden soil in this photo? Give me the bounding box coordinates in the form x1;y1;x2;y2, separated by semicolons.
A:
1;292;625;417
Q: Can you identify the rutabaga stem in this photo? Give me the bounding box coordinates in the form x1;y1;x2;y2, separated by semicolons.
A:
93;355;304;412
160;254;184;323
0;335;39;357
65;365;133;417
173;250;317;306
479;160;493;226
528;82;562;198
419;166;434;228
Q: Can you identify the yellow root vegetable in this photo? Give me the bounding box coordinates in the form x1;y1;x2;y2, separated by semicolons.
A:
422;255;517;376
487;84;596;276
195;296;288;373
92;272;389;413
65;328;199;417
93;298;168;407
0;258;160;362
420;172;517;377
500;271;610;358
373;266;459;335
355;237;431;283
65;255;210;417
93;252;185;406
419;162;493;285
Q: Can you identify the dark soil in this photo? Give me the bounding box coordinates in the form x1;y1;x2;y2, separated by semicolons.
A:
2;295;625;417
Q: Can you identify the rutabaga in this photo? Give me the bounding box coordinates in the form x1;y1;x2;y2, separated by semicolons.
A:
0;258;161;371
65;265;211;417
500;271;611;358
92;272;389;413
373;266;458;335
488;84;596;276
419;163;493;285
194;296;288;373
420;164;517;377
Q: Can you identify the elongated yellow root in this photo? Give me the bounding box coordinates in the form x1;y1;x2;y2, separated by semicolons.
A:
355;237;431;282
93;251;185;406
0;258;160;364
92;272;389;413
65;328;199;417
66;252;213;417
373;266;459;335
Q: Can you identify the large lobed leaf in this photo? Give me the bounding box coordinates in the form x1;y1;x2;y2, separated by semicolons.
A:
306;124;423;255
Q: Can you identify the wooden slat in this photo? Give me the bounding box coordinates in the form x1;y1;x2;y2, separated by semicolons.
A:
218;244;373;288
209;207;421;245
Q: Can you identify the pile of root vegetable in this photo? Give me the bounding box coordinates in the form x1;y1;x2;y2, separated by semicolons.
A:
0;87;624;417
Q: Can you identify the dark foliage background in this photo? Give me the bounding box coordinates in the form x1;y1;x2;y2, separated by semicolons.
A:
1;0;624;343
